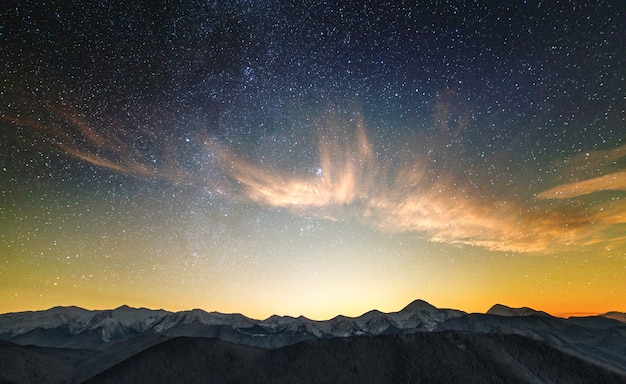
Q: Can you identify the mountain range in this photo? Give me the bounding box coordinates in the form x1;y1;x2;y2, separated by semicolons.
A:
1;300;625;383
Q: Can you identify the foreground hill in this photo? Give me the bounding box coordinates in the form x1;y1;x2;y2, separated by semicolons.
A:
0;339;88;384
85;332;626;384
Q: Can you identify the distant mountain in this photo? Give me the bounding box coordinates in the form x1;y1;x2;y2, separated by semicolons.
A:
565;315;626;330
604;311;626;324
0;305;169;349
486;304;552;317
0;299;465;350
439;312;626;373
1;300;625;383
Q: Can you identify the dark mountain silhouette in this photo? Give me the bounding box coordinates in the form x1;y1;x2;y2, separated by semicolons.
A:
0;339;89;384
486;304;552;317
566;315;626;330
1;300;625;383
85;333;626;384
438;312;626;373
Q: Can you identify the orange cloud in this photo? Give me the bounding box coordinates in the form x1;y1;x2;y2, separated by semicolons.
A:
536;170;626;199
213;110;591;253
8;98;624;254
215;113;377;209
537;144;626;199
213;108;626;253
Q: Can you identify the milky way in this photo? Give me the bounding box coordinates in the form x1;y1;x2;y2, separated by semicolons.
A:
1;1;625;319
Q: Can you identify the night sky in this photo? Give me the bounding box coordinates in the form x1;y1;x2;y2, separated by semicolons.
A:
1;1;625;319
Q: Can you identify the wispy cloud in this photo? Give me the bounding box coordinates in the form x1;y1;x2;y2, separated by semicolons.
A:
7;99;625;254
4;102;186;182
536;170;626;199
214;113;377;209
214;109;622;253
537;145;626;199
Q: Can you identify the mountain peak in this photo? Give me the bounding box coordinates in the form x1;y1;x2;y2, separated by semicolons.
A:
399;299;437;313
487;304;551;318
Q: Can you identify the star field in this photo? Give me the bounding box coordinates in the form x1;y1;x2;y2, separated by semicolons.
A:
1;1;625;319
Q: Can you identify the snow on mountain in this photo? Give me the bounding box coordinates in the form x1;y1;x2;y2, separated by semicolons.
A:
206;311;258;329
274;315;327;337
7;300;618;350
262;314;299;327
151;309;256;333
0;305;168;343
486;304;552;318
0;299;469;346
353;310;396;334
387;299;467;330
2;301;625;375
84;306;169;342
151;309;213;332
325;315;362;337
248;300;466;338
0;306;94;337
260;300;467;337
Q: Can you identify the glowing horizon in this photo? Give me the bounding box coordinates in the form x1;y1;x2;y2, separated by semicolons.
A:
0;294;617;322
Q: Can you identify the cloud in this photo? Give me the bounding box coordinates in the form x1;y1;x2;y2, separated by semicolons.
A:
214;112;377;209
8;98;625;254
529;145;626;250
537;145;626;199
537;171;626;199
213;108;613;253
4;102;186;182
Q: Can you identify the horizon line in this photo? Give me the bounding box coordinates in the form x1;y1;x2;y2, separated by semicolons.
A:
0;300;618;321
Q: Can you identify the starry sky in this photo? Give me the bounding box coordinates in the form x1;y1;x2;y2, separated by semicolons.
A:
1;1;625;320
